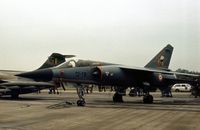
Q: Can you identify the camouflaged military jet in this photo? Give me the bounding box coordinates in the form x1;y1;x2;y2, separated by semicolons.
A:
0;53;75;98
16;44;193;106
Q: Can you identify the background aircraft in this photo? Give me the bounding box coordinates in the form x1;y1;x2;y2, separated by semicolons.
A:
0;53;75;98
16;44;182;106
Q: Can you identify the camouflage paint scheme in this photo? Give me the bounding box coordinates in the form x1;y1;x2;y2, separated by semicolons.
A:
17;44;198;106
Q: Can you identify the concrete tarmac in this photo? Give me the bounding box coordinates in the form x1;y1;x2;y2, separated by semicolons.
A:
0;91;200;130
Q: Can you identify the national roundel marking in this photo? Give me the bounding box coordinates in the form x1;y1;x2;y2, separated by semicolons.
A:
158;74;163;81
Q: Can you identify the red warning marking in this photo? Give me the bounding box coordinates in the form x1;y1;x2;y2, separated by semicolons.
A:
97;66;103;80
60;70;64;77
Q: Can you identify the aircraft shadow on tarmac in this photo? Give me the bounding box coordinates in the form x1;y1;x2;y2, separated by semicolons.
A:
0;96;65;101
47;101;74;109
44;98;200;112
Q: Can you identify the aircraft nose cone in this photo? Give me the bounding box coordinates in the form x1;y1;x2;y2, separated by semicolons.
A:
16;69;53;81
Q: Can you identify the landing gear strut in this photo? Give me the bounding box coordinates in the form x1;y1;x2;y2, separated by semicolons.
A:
142;85;154;104
76;85;86;106
113;87;126;103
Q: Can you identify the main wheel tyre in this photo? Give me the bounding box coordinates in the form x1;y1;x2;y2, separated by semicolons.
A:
143;95;153;104
113;93;123;103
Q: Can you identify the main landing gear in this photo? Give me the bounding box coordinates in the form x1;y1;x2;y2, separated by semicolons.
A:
76;85;86;106
143;94;153;104
113;89;154;104
113;92;123;103
113;87;126;103
142;86;154;104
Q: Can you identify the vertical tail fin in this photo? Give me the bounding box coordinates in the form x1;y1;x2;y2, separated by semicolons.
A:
38;53;75;70
145;44;174;70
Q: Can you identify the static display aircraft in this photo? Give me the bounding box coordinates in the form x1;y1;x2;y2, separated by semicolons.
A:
0;53;75;98
16;44;190;106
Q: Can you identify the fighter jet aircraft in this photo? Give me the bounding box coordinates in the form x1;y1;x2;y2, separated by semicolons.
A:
16;44;191;106
0;53;75;98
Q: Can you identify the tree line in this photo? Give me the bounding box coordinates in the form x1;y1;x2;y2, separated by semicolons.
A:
176;68;200;75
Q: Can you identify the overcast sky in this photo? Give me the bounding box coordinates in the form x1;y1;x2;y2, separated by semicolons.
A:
0;0;199;71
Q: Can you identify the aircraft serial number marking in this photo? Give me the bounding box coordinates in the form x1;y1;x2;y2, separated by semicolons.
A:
75;72;87;79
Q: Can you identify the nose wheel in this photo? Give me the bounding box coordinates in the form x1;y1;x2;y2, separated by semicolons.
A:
77;99;86;106
76;85;86;106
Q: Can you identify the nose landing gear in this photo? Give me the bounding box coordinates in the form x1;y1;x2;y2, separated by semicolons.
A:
76;85;86;106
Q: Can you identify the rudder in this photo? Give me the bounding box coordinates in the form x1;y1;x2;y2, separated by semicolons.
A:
145;44;174;70
38;53;75;70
